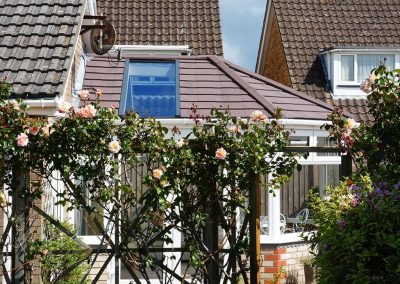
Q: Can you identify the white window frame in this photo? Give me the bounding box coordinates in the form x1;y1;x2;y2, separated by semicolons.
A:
338;53;396;86
321;48;400;99
261;129;341;244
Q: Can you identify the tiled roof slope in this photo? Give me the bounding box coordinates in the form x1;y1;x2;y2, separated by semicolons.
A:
0;0;85;98
96;0;223;55
83;55;338;120
272;0;400;122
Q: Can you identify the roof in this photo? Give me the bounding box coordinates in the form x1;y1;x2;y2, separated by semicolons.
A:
261;0;400;122
96;0;223;56
82;55;339;120
0;0;85;98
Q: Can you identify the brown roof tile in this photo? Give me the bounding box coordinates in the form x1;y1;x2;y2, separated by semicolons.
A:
0;0;85;98
83;55;340;120
269;0;400;122
96;0;223;56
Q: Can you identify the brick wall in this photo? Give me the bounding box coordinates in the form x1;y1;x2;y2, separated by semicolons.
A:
262;8;292;88
261;243;316;284
88;254;109;283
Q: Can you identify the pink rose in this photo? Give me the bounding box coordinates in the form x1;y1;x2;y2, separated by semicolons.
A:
152;169;163;180
344;118;356;130
76;104;97;118
16;133;29;147
41;124;54;138
29;126;40;136
250;110;268;122
360;78;372;94
215;147;227;160
108;140;121;153
9;100;20;111
95;89;103;97
229;125;240;134
56;99;72;113
77;90;90;101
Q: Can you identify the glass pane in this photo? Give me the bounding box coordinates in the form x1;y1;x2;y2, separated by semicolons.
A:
289;136;309;146
316;137;339;156
77;197;104;236
280;164;340;218
341;55;354;82
125;61;177;117
357;54;395;83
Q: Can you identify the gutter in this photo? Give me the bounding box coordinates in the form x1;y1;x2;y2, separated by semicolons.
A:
24;98;58;108
319;47;400;55
115;45;192;57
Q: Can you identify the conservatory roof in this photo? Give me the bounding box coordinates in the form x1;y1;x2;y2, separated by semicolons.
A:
83;55;349;120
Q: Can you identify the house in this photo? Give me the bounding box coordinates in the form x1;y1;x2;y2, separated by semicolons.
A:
83;0;346;279
0;0;348;283
256;0;400;124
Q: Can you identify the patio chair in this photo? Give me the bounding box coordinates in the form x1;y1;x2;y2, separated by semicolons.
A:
260;214;287;234
260;215;269;235
294;208;309;232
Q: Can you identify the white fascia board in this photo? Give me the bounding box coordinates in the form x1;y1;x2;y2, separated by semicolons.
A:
115;45;192;56
320;47;400;55
255;0;272;74
277;119;331;130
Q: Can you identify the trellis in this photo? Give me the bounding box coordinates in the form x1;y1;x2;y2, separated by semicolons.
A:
1;147;351;284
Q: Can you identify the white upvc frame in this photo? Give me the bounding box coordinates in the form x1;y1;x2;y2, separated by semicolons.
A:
338;53;397;86
261;129;341;244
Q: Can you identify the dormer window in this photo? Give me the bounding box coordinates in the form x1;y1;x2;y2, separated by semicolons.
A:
320;48;400;99
120;60;179;117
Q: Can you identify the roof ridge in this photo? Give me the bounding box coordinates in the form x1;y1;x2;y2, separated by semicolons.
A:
207;55;279;117
227;60;354;119
226;60;334;110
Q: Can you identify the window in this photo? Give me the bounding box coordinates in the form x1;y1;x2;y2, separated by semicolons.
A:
340;54;395;84
76;185;104;236
121;61;179;117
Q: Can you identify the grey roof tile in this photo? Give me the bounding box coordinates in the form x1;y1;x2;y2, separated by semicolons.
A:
0;0;85;98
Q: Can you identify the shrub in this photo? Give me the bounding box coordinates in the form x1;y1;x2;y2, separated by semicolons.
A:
307;65;400;283
29;221;90;284
307;176;400;283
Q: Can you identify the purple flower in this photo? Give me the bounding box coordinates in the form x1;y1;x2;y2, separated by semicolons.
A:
394;182;400;190
349;184;361;192
337;219;347;231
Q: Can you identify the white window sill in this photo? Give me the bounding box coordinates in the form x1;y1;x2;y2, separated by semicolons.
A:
260;231;313;244
78;235;106;245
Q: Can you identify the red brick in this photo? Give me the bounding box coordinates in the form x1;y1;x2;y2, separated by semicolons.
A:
264;267;281;273
273;260;287;267
263;254;280;261
273;248;287;255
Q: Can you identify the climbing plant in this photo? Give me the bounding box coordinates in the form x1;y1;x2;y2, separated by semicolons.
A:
0;82;297;283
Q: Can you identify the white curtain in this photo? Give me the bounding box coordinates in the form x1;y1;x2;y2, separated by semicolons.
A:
341;55;354;82
357;54;395;82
